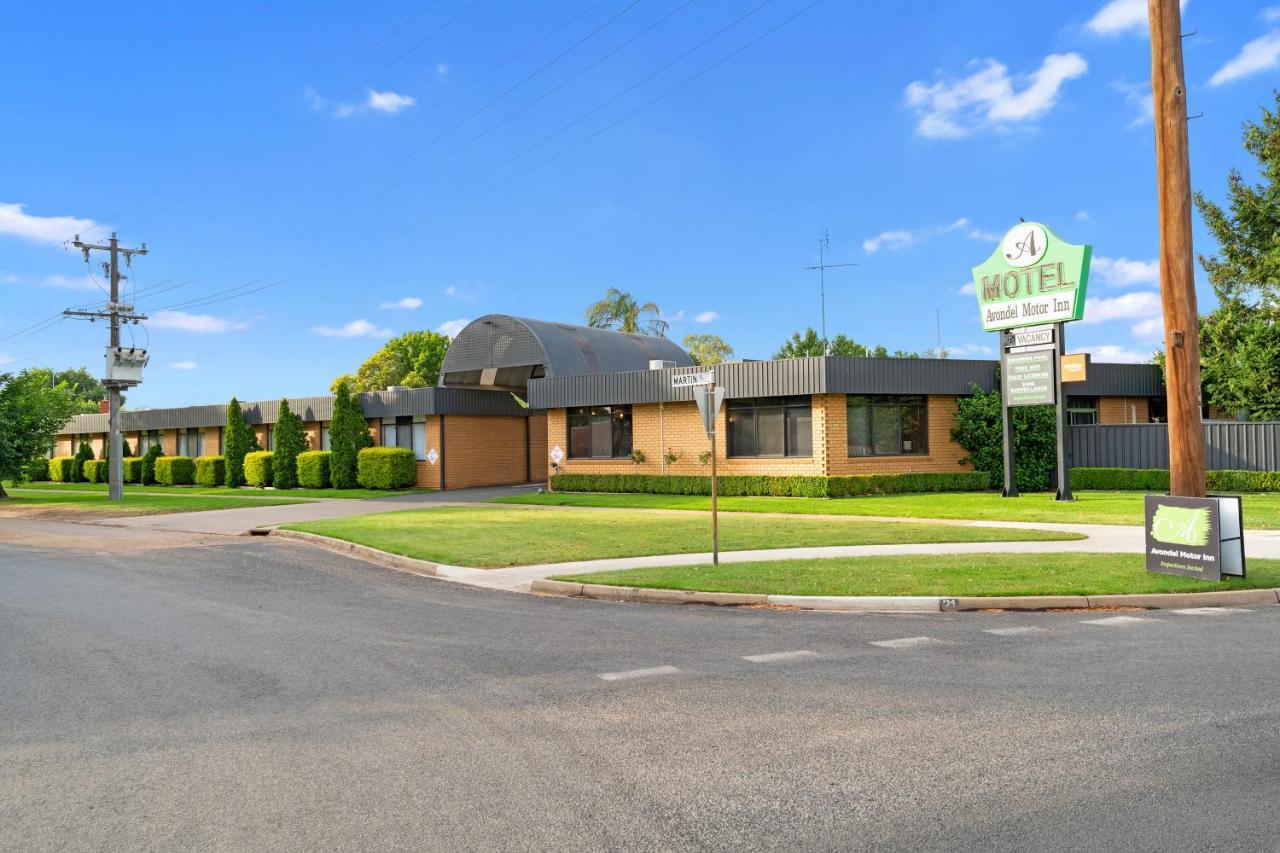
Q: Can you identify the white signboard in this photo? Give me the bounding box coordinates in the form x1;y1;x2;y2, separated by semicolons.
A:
672;370;714;388
1009;325;1055;349
427;448;439;465
550;445;565;465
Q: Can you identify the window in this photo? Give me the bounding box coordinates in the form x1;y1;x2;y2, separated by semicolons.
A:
177;427;203;457
567;405;632;459
395;416;414;451
847;395;927;456
319;422;331;451
266;426;275;451
380;420;396;448
1066;396;1098;426
727;397;812;458
142;430;161;451
412;419;426;461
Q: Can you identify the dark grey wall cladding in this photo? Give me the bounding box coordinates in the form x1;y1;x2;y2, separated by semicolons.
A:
1070;362;1164;396
59;387;526;434
825;357;996;395
1068;421;1280;471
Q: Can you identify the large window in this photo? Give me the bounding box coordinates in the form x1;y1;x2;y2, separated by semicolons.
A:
727;396;812;458
568;405;632;459
177;427;203;457
847;395;927;456
1066;396;1098;426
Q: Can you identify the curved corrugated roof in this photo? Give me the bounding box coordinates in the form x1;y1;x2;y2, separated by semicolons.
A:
439;314;692;387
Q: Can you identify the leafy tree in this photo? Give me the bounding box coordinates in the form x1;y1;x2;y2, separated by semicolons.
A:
271;399;306;489
1193;91;1280;419
224;397;253;488
71;440;95;483
32;367;120;414
331;330;452;393
774;327;899;359
329;379;372;489
585;288;668;336
0;370;78;498
951;384;1058;492
141;443;163;486
682;333;734;366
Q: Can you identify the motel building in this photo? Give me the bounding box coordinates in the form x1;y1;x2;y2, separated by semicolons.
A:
54;314;1166;488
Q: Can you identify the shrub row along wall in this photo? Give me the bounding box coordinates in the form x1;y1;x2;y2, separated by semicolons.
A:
549;471;991;498
1070;467;1280;493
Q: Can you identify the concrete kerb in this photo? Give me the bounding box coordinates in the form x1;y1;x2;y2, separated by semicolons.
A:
269;529;1280;614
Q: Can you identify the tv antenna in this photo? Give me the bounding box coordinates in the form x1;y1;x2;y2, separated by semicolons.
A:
803;230;857;353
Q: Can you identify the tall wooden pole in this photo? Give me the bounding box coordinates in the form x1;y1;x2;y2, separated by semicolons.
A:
1148;0;1206;497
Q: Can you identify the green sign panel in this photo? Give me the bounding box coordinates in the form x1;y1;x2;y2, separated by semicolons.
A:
1003;350;1055;406
972;222;1092;332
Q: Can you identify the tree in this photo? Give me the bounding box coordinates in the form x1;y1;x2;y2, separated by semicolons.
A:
141;443;163;486
35;367;119;414
71;440;94;483
0;370;78;498
774;328;898;359
331;330;452;393
271;399;306;489
1193;91;1280;419
585;288;668;336
951;384;1058;492
224;397;253;488
329;379;372;489
682;333;733;366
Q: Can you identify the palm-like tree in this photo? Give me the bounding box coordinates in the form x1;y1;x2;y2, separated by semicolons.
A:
585;288;668;337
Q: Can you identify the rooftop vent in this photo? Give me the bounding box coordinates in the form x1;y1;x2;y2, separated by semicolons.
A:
649;359;676;371
386;385;410;392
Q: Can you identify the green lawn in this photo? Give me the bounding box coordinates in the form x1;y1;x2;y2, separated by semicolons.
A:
0;490;309;515
283;505;1083;568
494;490;1280;530
556;553;1280;597
7;481;427;501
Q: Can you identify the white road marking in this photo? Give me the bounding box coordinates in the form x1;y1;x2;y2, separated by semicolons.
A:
597;665;680;682
1171;607;1253;616
742;650;819;664
1081;615;1160;626
869;637;941;650
983;626;1048;636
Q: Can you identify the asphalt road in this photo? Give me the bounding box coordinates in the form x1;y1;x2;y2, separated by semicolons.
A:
3;520;1278;852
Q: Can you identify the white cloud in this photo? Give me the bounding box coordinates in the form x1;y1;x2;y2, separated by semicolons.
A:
1092;256;1159;287
1076;210;1092;222
368;89;415;114
2;273;19;284
303;86;328;112
311;318;392;338
1265;7;1280;24
863;229;916;253
663;310;686;323
445;285;458;296
1113;80;1154;127
1081;291;1162;323
151;310;249;334
379;296;422;310
1086;0;1188;37
169;360;198;370
436;63;450;78
1080;343;1155;364
905;53;1087;139
958;281;976;296
40;273;99;291
0;354;14;366
1209;31;1280;87
945;343;995;357
0;203;98;246
1131;317;1165;340
943;217;969;231
968;228;1001;242
436;317;471;337
694;310;719;323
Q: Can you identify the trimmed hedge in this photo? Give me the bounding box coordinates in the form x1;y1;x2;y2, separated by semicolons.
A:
83;459;106;484
297;450;332;489
549;471;992;498
23;457;50;482
357;447;417;490
244;451;274;487
155;456;195;486
49;456;76;482
123;457;143;484
194;456;226;487
1070;467;1280;493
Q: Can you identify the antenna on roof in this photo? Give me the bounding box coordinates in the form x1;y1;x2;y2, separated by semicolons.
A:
803;229;857;354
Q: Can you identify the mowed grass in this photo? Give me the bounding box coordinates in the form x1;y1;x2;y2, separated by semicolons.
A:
494;490;1280;530
556;553;1280;597
7;481;426;500
283;505;1083;568
0;490;308;515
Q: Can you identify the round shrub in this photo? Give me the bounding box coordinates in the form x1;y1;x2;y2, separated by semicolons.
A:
296;450;332;489
155;456;195;486
83;459;107;484
23;457;50;482
122;457;143;484
244;450;274;487
194;456;226;487
48;456;76;482
356;447;416;490
142;444;163;485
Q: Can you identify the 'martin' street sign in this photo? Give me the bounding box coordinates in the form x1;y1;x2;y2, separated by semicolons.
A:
971;222;1092;332
672;370;714;388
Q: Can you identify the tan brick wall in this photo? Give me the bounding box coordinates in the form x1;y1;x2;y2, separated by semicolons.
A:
527;413;548;482
161;429;179;457
55;436;73;457
443;415;530;489
203;427;222;456
416;416;443;489
827;394;972;475
1098;396;1149;424
302;421;320;451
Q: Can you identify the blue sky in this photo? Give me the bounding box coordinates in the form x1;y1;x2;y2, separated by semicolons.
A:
2;0;1278;407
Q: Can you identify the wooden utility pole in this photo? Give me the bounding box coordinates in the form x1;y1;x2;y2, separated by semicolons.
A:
1148;0;1206;497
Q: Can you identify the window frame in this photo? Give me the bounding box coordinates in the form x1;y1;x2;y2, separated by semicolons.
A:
566;405;633;459
1066;395;1099;427
846;395;929;457
726;396;813;459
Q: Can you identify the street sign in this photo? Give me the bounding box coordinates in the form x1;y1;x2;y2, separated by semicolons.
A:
550;445;565;465
1003;350;1055;406
971;222;1092;332
672;370;715;388
1060;352;1089;382
1144;495;1246;580
427;448;439;465
694;385;725;439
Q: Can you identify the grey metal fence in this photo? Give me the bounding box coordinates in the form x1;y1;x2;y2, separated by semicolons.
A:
1068;422;1280;471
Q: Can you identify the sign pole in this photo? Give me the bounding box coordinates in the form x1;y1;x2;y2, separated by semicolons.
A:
1054;322;1073;501
999;332;1019;498
709;395;719;566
